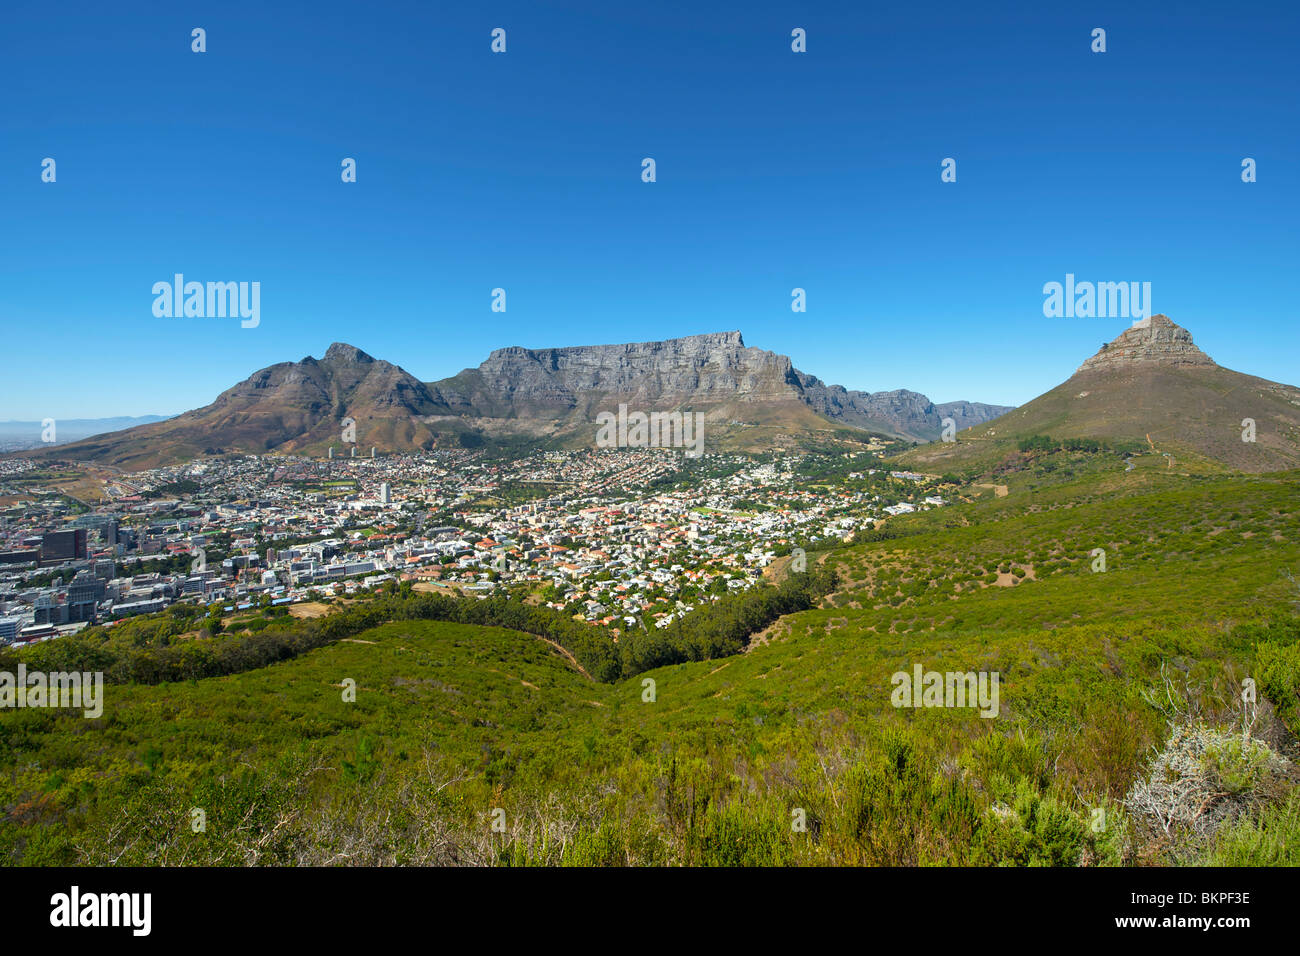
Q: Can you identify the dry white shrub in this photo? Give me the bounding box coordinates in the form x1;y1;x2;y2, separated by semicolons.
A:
1125;723;1290;844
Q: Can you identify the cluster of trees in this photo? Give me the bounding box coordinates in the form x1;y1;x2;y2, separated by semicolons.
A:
852;525;914;545
3;567;837;687
143;479;201;498
116;552;199;578
1016;435;1133;456
794;455;860;481
1017;435;1057;453
614;566;837;676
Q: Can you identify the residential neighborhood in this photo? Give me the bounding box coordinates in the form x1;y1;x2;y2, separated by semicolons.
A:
0;449;947;644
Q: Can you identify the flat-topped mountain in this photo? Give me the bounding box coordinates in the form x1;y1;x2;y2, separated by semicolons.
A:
425;331;1009;436
423;331;802;417
904;315;1300;474
21;332;1010;468
15;318;1298;473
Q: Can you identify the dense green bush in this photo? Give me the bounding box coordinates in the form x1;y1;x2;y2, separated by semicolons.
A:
2;567;837;688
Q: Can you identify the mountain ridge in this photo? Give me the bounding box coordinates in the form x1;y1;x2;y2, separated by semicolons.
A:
17;331;1011;468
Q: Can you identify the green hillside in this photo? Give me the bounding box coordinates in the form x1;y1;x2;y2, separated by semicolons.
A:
3;469;1299;866
900;316;1300;477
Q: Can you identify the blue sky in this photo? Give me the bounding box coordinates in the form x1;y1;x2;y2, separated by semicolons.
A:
2;0;1297;419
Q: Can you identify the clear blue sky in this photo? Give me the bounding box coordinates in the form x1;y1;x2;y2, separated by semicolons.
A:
2;0;1297;420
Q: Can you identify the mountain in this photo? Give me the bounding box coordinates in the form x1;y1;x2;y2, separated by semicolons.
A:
25;344;451;470
423;332;797;418
791;371;1010;438
17;333;1011;469
422;331;1009;439
903;314;1300;474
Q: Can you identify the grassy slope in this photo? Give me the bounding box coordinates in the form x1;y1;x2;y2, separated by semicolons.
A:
3;468;1299;865
902;363;1300;475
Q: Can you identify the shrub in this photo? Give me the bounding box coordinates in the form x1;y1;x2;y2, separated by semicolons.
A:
1203;789;1300;866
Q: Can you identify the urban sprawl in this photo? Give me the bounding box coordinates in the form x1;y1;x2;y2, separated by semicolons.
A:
0;449;948;645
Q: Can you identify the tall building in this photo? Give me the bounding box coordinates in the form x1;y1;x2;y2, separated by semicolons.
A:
40;528;87;565
34;593;68;625
379;482;392;505
72;514;118;545
67;571;102;623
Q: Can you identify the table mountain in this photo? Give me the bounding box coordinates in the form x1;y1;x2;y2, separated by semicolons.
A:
424;331;1009;436
21;333;1011;468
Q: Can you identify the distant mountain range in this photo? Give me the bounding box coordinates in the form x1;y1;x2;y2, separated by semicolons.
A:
904;314;1300;474
13;318;1300;473
0;415;171;450
13;332;1011;469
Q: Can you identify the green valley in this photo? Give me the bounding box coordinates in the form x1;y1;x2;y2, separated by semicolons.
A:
4;462;1298;867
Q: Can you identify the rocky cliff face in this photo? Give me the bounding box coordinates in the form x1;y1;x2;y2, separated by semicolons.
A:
793;373;1010;438
448;331;800;412
1076;314;1216;373
211;343;440;418
30;331;1014;467
426;331;1013;439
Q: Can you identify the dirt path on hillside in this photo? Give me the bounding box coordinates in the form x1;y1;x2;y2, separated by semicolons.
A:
537;635;594;681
